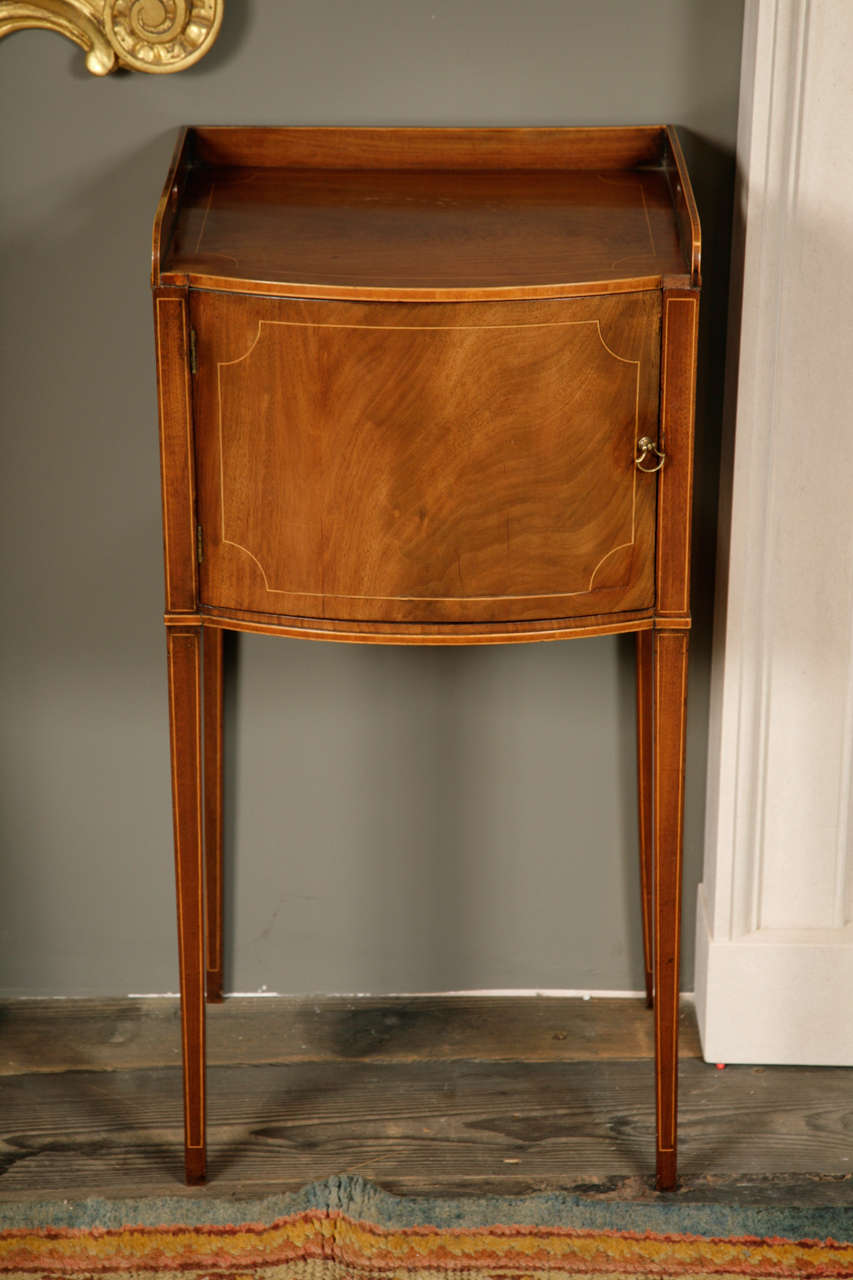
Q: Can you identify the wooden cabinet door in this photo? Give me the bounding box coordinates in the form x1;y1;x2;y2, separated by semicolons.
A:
191;292;660;625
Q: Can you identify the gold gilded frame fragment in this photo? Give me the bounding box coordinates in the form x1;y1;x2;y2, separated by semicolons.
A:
0;0;223;74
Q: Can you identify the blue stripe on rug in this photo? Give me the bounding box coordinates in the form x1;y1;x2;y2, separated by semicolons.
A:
2;1174;852;1241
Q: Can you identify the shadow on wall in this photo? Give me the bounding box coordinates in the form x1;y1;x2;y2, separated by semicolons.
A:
193;0;253;74
220;630;648;995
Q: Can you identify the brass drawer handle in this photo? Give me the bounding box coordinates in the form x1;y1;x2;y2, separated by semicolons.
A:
635;436;666;473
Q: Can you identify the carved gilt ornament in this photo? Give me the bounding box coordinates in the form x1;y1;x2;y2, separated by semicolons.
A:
0;0;223;74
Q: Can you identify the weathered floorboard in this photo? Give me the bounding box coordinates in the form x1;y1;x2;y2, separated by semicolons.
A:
1;1058;852;1202
0;998;850;1205
0;995;701;1075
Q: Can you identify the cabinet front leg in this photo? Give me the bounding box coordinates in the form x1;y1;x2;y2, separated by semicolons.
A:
635;629;654;1009
653;629;688;1191
166;625;206;1185
203;627;225;1004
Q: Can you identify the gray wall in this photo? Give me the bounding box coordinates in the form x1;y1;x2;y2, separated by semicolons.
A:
0;1;743;998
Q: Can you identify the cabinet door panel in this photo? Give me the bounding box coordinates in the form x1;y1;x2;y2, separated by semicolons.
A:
192;293;659;624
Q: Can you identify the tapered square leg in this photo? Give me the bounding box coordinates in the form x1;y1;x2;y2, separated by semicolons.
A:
203;626;225;1004
635;629;655;1009
652;629;688;1191
166;625;207;1185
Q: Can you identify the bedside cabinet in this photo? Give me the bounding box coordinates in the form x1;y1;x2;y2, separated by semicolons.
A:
151;126;700;1189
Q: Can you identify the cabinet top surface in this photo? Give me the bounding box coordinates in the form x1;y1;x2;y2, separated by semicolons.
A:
154;126;700;301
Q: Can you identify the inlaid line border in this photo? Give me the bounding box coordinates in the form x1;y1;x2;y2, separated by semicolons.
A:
211;315;649;602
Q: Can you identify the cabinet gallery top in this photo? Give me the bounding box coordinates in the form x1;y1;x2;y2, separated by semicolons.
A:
152;126;700;303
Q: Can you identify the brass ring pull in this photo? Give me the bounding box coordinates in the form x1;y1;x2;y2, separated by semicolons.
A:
635;436;666;473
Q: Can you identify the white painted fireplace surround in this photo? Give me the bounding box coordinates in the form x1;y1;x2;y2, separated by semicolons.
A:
695;0;853;1064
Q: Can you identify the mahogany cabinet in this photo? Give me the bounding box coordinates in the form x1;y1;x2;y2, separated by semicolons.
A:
151;126;700;1189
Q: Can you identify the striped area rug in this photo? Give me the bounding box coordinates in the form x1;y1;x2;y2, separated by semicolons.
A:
2;1175;852;1279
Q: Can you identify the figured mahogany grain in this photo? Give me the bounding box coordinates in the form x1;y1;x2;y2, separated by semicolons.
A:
188;124;670;172
164;166;685;300
192;292;660;625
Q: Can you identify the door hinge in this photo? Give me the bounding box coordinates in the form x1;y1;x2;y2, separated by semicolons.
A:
196;524;204;564
189;327;198;375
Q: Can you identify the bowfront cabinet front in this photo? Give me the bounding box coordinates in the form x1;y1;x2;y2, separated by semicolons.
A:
192;291;660;626
152;126;700;1188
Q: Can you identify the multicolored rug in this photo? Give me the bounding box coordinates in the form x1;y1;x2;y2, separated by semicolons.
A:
2;1175;852;1278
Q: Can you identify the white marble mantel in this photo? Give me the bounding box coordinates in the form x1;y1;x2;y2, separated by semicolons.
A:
695;0;853;1064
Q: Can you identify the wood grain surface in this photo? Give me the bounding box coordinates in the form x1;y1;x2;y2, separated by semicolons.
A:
202;627;224;1004
154;126;700;300
0;996;701;1076
165;627;206;1184
656;289;699;619
635;631;655;1009
2;1040;852;1200
153;290;198;613
652;629;690;1190
189;125;671;171
664;127;701;288
192;292;660;626
165;167;684;300
193;607;658;645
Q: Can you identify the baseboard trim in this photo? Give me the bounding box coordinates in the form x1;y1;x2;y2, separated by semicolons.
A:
694;884;853;1066
126;988;652;1001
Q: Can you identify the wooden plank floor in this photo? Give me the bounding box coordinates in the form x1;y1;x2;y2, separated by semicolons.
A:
1;996;851;1205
